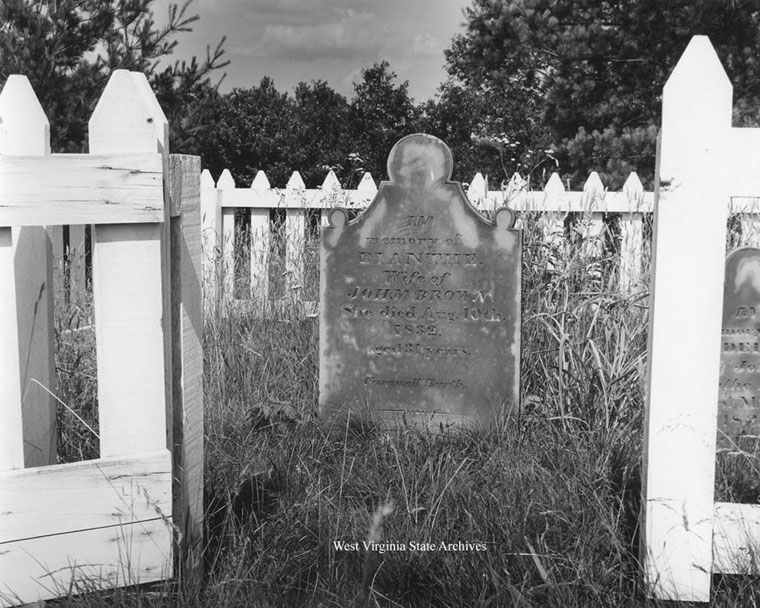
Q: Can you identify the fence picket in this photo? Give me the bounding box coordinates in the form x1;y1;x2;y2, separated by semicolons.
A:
641;36;732;601
285;208;306;307
251;170;272;306
200;168;219;304
0;75;56;467
357;172;377;193
89;70;168;458
322;169;341;191
579;171;606;260
468;172;489;210
619;172;645;291
540;173;567;271
218;169;236;301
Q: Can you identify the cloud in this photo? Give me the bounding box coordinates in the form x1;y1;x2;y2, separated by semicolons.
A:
258;22;383;60
412;33;440;57
244;0;376;27
229;6;387;62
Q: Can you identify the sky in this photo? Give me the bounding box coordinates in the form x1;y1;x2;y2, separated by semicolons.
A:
151;0;472;103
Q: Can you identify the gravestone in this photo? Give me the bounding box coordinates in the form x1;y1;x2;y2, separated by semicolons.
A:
319;133;521;430
718;247;760;448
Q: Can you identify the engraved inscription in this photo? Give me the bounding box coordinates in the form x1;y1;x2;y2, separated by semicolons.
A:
718;248;760;447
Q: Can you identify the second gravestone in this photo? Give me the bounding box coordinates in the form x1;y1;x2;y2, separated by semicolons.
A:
719;247;760;448
319;134;521;431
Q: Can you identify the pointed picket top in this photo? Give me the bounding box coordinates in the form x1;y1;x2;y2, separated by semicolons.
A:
503;172;526;200
286;171;306;190
217;168;236;190
200;169;215;189
665;35;731;101
544;172;565;195
321;169;341;191
89;70;168;154
661;36;732;179
0;75;50;155
251;170;271;190
131;70;168;147
582;171;605;209
357;172;377;192
508;172;526;189
622;172;644;206
468;172;488;198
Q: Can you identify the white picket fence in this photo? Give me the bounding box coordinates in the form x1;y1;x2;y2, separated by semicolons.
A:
199;165;656;314
0;72;203;606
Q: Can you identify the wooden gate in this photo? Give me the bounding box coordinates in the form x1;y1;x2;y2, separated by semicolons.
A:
0;71;203;606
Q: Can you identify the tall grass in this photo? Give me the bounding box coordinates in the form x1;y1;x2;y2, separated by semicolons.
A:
48;208;760;607
54;294;99;463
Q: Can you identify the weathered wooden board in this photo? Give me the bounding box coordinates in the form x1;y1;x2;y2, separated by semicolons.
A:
92;223;166;458
89;70;169;460
0;154;164;226
0;449;171;543
0;227;24;471
0;74;56;468
169;155;204;575
14;225;55;467
0;519;172;608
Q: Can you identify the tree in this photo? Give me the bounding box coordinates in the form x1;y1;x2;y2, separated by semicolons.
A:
290;80;352;187
195;78;300;187
152;43;227;154
349;61;422;180
445;0;760;188
0;0;227;152
180;61;424;188
421;79;555;186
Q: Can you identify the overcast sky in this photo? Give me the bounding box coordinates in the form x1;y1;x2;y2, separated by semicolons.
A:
151;0;472;102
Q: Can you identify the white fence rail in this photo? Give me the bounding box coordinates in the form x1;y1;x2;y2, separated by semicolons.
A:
200;167;658;313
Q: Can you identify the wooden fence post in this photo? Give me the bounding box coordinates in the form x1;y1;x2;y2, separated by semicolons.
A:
169;154;204;578
0;75;56;467
641;36;732;601
88;70;169;458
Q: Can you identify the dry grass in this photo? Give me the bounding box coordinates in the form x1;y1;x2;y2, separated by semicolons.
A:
46;209;760;607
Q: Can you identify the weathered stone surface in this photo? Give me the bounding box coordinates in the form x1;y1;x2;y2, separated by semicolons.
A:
319;134;521;431
718;247;760;448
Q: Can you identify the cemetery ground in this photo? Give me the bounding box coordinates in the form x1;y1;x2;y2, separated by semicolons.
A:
51;213;760;608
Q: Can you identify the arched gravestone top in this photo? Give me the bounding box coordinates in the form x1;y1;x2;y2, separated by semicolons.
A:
319;133;521;431
719;247;760;449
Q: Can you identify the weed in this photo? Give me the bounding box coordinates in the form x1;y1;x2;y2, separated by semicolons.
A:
45;210;760;607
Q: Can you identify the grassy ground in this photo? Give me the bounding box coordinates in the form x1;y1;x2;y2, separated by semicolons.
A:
48;210;760;607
